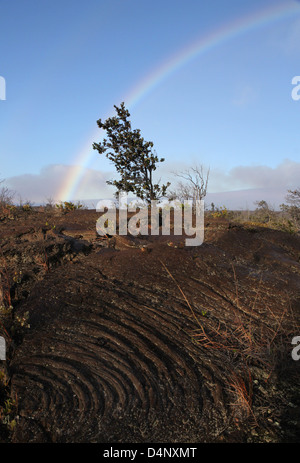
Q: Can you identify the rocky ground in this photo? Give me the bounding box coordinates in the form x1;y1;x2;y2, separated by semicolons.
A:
0;207;299;443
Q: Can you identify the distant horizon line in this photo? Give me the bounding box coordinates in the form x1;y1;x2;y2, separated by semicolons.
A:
17;185;288;211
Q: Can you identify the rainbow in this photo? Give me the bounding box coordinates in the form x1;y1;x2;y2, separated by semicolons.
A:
56;1;300;201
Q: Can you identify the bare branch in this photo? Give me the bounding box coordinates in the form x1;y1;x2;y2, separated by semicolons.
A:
170;164;210;203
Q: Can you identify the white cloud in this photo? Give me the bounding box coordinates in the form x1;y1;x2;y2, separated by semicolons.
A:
4;164;113;204
3;159;299;210
208;159;300;192
163;158;300;209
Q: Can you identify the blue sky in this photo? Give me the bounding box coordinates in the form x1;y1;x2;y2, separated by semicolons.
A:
1;0;300;208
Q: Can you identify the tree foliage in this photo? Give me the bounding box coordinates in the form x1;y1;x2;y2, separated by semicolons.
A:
253;200;275;223
280;188;300;227
93;102;170;203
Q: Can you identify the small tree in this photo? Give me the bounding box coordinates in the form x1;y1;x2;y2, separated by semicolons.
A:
93;102;170;203
167;181;193;203
169;165;209;207
280;188;300;228
285;188;300;207
0;179;14;215
253;200;274;223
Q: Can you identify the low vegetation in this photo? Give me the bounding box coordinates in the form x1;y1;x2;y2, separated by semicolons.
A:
208;194;300;235
55;201;83;213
